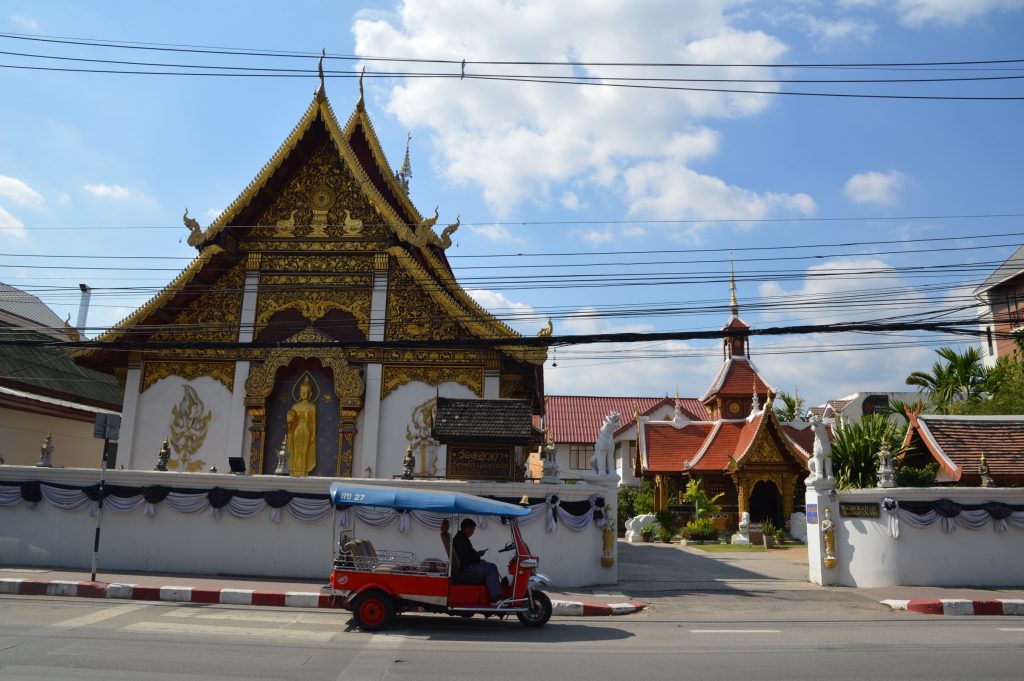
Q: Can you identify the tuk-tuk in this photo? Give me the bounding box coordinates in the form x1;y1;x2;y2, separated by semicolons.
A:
327;483;553;631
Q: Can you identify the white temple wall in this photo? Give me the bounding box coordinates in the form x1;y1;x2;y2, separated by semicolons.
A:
130;376;234;472
376;381;474;480
0;408;103;468
0;467;615;587
810;487;1024;587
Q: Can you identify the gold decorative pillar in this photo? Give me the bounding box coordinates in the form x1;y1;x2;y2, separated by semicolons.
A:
337;405;359;477
736;475;751;518
247;407;266;474
782;474;797;519
654;474;667;512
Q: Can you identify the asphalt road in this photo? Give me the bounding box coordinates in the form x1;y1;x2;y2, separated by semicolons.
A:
1;596;1022;681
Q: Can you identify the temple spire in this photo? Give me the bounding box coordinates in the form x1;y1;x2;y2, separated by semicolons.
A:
396;132;412;194
729;257;739;317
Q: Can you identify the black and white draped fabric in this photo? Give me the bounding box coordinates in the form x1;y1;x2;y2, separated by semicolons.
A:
883;498;1024;539
0;480;607;532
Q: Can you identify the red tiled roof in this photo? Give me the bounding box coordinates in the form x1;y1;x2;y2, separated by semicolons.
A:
782;424;825;460
700;358;775;401
644;422;713;472
723;315;750;331
688;419;754;471
909;415;1024;483
631;396;710;426
545;396;665;444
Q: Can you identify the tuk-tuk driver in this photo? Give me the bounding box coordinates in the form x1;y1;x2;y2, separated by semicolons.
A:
452;518;502;604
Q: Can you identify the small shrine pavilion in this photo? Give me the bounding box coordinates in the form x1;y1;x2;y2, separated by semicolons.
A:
635;277;811;530
75;74;545;481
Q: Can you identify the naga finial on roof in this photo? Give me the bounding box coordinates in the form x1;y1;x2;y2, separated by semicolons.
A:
317;48;326;94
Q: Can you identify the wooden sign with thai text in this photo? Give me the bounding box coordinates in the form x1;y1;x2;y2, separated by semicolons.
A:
447;445;514;481
839;502;880;518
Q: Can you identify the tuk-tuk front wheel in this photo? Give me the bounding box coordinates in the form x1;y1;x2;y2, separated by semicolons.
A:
352;590;395;631
517;591;552;627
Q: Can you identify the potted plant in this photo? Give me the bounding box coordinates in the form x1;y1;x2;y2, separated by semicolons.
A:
656;525;675;544
762;519;777;548
640;526;655;543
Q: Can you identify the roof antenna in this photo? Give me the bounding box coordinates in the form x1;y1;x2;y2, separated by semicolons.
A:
316;48;326;94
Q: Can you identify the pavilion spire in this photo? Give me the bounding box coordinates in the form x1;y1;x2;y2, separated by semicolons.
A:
729;257;739;317
396;132;412;194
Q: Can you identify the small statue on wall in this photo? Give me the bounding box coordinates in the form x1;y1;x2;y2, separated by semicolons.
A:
36;430;54;467
155;439;171;471
402;447;416;480
822;507;837;569
274;437;290;476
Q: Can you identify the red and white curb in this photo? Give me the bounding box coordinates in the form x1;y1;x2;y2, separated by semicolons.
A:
1;579;646;616
551;599;646;616
0;579;341;609
882;599;1024;616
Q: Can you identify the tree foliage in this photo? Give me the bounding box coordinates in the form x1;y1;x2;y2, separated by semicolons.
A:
831;414;908;489
680;478;723;518
906;346;988;414
963;352;1024;415
773;390;805;422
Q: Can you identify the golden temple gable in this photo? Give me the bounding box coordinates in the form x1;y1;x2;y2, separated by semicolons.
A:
76;83;544;481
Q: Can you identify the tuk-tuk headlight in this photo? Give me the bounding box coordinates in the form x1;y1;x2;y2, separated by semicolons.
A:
520;558;538;569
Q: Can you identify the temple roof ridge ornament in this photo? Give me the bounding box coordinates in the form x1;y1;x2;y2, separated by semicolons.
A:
396;131;412;194
729;256;739;317
316;48;326;96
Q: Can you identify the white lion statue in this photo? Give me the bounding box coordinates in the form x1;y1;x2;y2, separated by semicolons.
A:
590;411;621;476
807;414;834;483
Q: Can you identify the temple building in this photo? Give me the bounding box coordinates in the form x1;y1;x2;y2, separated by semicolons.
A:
633;278;813;531
74;77;545;481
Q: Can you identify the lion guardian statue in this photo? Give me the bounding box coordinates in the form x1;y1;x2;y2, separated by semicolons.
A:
590;411;621;476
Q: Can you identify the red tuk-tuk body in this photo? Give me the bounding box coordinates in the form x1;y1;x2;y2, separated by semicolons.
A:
327;483;552;631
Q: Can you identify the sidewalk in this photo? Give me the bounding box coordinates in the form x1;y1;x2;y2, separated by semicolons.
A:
0;567;645;617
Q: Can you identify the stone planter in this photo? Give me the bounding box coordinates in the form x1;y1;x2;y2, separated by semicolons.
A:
763;534;776;549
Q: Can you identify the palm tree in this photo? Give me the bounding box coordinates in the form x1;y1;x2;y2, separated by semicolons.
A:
906;346;987;414
831;414;908;489
773;390;805;422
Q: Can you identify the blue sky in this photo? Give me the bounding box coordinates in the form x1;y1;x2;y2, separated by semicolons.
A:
1;0;1022;409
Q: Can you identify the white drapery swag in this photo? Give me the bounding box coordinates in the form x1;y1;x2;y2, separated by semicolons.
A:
0;484;333;524
883;498;1024;539
2;484;604;532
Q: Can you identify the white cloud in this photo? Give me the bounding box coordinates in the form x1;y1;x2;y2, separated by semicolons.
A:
752;257;944;405
560;191;584;210
0;206;28;239
468;223;524;244
466;289;542;335
203;208;220;220
574;229;615;246
10;15;38;30
839;0;880;6
894;0;1024;27
352;1;805;217
0;176;44;206
843;170;906;205
57;192;70;206
623;226;648;238
83;183;132;200
779;13;876;49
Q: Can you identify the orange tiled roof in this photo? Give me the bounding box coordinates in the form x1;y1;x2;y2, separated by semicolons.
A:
723;315;750;331
644;422;713;472
700;357;775;402
907;415;1024;484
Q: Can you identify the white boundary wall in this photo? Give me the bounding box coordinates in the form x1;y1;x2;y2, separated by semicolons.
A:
809;487;1024;588
0;466;615;587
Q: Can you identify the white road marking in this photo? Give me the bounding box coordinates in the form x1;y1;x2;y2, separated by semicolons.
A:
26;604;149;637
335;634;407;681
121;621;335;641
998;628;1024;632
689;629;781;634
162;609;332;624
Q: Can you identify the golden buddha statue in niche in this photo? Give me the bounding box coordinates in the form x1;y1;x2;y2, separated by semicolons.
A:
287;373;318;476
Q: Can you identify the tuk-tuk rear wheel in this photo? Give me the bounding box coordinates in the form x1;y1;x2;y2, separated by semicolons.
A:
516;591;552;627
352;590;394;631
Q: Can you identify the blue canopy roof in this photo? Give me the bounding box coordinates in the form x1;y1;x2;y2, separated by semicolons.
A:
329;482;529;517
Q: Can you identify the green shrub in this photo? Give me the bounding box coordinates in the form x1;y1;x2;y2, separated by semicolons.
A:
639;526;655;541
617;486;637;527
655;509;681;535
632;480;655;516
895;462;938;487
683;517;717;541
656;526;675;542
